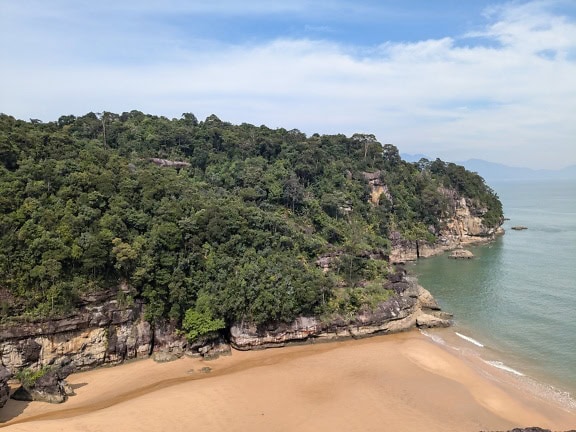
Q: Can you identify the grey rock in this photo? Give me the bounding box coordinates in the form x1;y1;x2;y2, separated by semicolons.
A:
449;249;474;259
152;351;180;363
416;313;451;328
11;366;75;404
0;366;11;409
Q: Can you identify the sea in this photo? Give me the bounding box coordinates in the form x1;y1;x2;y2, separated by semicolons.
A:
411;179;576;406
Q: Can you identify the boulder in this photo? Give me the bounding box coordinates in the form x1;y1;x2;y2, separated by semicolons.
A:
152;351;180;363
0;366;11;409
449;249;474;259
11;365;75;404
416;285;441;310
416;312;452;328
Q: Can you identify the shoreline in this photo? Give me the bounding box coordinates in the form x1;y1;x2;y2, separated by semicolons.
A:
1;329;575;431
410;226;576;402
421;328;576;412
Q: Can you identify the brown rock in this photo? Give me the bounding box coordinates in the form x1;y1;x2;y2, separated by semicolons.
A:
449;249;474;259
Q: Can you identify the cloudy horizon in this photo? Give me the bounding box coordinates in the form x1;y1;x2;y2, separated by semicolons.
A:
1;0;575;169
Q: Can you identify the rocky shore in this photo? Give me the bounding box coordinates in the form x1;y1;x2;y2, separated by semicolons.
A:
0;273;450;406
230;278;450;350
389;190;504;263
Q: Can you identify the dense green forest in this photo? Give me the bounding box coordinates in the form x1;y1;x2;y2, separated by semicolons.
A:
0;111;502;335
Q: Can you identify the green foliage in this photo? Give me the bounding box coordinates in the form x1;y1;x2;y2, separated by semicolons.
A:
182;308;225;341
15;366;52;388
0;112;503;329
326;280;393;319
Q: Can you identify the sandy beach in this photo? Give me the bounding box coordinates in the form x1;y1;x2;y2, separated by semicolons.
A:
1;330;575;432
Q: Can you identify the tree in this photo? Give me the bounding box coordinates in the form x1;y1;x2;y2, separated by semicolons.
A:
283;175;304;212
181;308;225;341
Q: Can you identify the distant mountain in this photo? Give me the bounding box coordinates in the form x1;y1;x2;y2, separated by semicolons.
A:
458;159;576;182
400;153;576;182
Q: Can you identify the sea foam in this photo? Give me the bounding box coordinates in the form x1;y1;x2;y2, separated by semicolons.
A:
455;332;484;347
419;330;446;346
484;360;525;376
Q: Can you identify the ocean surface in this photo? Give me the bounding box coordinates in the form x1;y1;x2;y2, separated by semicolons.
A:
412;179;576;401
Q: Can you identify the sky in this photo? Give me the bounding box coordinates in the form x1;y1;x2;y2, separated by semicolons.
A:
1;0;575;169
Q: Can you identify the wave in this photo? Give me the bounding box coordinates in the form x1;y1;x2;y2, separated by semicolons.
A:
455;332;484;347
419;330;446;346
484;360;525;376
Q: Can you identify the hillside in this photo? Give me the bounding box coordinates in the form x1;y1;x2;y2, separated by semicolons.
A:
401;154;576;182
0;112;503;336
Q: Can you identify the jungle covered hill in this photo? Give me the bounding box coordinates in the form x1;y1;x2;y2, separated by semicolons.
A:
0;111;503;333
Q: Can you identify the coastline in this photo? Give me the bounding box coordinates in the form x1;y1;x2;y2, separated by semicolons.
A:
2;330;574;431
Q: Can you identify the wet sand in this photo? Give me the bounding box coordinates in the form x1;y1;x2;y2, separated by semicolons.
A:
1;331;575;432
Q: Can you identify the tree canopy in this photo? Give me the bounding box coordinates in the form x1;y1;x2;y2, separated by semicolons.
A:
0;112;503;334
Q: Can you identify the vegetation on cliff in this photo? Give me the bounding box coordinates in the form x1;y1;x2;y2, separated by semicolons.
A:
0;111;502;331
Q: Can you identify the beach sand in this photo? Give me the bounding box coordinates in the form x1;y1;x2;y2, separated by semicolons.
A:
1;330;575;432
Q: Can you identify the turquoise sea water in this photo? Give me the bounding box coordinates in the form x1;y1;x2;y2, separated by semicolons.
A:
412;179;576;398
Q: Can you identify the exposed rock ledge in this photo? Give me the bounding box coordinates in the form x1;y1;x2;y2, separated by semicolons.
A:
1;277;449;405
230;278;451;350
0;299;190;375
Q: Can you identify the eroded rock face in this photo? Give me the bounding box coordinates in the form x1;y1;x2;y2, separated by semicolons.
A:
230;278;451;350
0;296;223;390
389;188;503;263
0;366;10;409
0;300;156;373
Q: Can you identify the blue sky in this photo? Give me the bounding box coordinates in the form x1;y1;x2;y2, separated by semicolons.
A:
1;0;575;169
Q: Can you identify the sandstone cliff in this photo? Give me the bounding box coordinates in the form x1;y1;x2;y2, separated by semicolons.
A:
0;299;189;375
0;274;450;389
389;188;504;262
230;277;451;350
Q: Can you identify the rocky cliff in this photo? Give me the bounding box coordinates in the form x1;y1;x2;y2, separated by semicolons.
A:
0;274;449;386
0;299;189;375
230;277;451;350
389;188;504;262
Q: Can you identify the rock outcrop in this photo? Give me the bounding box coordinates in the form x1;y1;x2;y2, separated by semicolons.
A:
362;171;392;205
11;365;74;404
230;277;451;350
390;188;503;262
0;297;232;390
0;300;154;373
0;366;10;409
449;249;474;259
148;158;191;169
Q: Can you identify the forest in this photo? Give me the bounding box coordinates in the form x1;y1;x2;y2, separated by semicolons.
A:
0;111;502;338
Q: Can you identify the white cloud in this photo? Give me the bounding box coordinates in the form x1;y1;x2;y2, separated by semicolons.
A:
1;1;575;169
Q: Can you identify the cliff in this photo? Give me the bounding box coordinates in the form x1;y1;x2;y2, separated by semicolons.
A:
230;277;451;350
0;299;188;374
389;188;504;262
0;275;449;389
